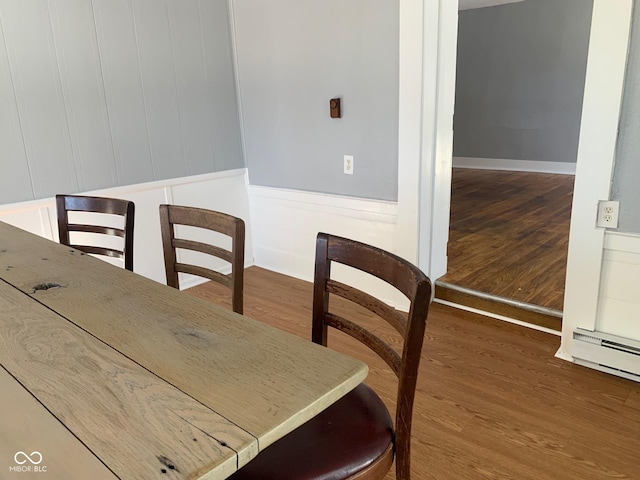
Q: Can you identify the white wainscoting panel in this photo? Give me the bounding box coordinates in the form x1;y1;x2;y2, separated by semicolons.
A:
170;171;254;289
453;157;577;175
0;199;55;238
596;232;640;341
248;186;403;306
0;170;253;288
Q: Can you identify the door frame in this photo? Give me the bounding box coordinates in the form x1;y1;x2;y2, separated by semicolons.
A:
398;0;634;362
397;0;458;279
559;0;633;359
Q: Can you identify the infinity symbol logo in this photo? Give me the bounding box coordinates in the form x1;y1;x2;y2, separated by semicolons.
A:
14;451;43;465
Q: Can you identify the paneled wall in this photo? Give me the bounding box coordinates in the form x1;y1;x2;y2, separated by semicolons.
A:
0;0;243;205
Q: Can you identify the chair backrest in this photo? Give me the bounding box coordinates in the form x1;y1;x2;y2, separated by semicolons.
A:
56;194;135;271
159;204;245;314
312;232;432;480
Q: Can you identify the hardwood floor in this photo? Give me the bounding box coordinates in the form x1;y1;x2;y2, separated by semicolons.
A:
439;169;574;312
188;267;640;480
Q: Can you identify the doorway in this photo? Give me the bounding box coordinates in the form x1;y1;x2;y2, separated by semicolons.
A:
400;0;633;357
433;0;592;329
437;169;574;329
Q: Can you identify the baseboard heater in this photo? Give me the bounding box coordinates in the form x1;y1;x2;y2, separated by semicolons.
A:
573;328;640;382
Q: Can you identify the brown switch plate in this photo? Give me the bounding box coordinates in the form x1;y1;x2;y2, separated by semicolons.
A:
330;98;341;118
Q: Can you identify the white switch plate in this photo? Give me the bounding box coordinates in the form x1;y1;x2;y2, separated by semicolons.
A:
344;155;354;175
597;200;619;228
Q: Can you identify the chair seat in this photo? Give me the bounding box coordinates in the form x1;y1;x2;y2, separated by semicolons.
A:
229;383;394;480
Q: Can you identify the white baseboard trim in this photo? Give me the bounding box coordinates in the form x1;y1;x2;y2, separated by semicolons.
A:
434;298;561;336
251;244;313;283
179;275;212;291
453;157;576;175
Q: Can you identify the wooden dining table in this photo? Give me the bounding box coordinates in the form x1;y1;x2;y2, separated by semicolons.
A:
0;221;368;479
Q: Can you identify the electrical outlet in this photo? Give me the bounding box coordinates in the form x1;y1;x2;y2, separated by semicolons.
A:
596;200;619;228
344;155;354;175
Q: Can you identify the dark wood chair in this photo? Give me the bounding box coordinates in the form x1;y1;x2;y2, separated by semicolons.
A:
229;232;432;480
159;204;245;314
56;194;135;271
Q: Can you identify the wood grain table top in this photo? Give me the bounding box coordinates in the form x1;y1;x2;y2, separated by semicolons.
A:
0;221;368;480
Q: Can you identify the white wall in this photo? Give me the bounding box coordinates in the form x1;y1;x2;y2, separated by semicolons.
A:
0;0;243;205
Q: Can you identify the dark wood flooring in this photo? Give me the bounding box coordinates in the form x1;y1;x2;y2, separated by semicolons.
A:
439;169;574;312
188;267;640;480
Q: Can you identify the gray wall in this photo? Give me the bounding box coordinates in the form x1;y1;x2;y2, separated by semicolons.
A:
233;0;399;201
0;0;243;205
611;2;640;233
453;0;593;163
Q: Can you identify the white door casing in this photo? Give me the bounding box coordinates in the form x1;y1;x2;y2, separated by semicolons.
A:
398;0;458;279
559;0;634;360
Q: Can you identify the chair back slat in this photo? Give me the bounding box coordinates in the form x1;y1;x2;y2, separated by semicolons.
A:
326;279;407;336
159;204;245;314
312;232;432;480
165;205;239;237
175;263;232;289
325;313;402;375
325;240;424;300
67;224;126;238
59;195;132;216
69;245;125;260
56;195;135;272
172;238;234;263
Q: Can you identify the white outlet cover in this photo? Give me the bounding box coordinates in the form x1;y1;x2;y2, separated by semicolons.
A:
344;155;354;175
597;200;620;228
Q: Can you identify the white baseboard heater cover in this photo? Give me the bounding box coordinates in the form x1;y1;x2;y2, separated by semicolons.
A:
573;328;640;383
